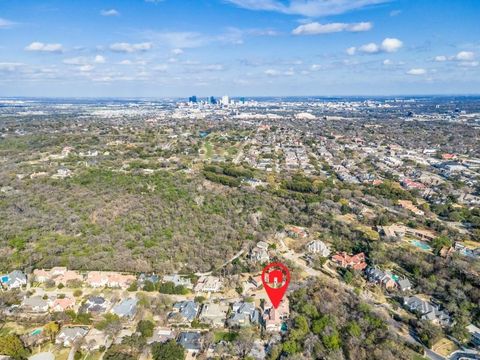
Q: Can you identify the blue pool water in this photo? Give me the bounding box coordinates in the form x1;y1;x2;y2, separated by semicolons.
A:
31;329;42;336
411;240;432;251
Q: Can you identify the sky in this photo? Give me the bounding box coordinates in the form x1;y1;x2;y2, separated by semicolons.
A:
0;0;479;97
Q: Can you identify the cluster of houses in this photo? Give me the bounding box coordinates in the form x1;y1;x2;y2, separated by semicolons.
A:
169;298;289;333
32;267;136;289
304;240;456;330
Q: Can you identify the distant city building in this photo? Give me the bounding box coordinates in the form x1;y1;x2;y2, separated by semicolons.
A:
209;96;217;104
188;96;197;103
220;95;230;106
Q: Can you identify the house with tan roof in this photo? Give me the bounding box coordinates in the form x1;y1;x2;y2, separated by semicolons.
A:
51;297;75;312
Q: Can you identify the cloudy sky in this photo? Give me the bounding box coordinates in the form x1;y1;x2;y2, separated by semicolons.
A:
0;0;479;97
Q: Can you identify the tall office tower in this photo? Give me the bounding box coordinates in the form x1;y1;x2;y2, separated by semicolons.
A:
221;95;230;105
188;95;197;103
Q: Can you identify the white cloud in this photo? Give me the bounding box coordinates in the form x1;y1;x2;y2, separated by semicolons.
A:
202;64;225;71
359;42;379;53
0;62;23;71
146;31;208;48
311;64;324;70
79;65;94;72
455;51;475;61
0;18;16;29
383;59;392;65
100;9;120;16
349;38;403;55
264;69;279;76
407;68;426;75
172;48;184;55
390;9;402;16
434;51;476;66
153;64;168;71
94;55;106;64
64;55;106;65
109;42;152;53
63;57;88;65
380;38;403;53
458;61;479;67
25;42;63;53
292;21;372;35
225;0;388;17
346;47;356;55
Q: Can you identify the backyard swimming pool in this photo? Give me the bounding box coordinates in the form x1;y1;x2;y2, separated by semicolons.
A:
411;240;432;251
31;328;42;336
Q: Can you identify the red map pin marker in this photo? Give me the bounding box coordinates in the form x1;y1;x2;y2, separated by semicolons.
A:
261;262;290;309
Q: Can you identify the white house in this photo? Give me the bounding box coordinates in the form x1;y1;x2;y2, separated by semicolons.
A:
306;240;330;257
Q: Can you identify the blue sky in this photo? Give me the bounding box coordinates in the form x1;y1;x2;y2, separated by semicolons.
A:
0;0;479;97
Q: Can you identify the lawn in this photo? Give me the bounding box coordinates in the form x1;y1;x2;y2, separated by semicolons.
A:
214;330;238;342
432;338;458;357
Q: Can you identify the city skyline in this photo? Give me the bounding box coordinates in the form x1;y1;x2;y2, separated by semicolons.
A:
0;0;479;97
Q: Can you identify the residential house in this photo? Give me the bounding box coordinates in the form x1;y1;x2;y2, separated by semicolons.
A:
250;242;270;263
306;240;331;257
107;273;136;289
405;227;436;242
82;296;110;314
263;298;290;333
397;278;413;292
228;301;260;328
85;271;135;289
114;329;134;345
50;297;75;312
331;252;367;271
454;243;480;259
397;200;425;216
54;270;83;286
147;328;175;345
162;274;193;289
138;273;160;289
0;270;27;290
111;298;138;318
22;296;49;313
365;268;397;290
439;246;455;258
199;302;228;327
466;324;480;348
56;327;89;347
401;178;426;190
169;301;199;324
194;275;222;293
377;224;406;239
377;224;435;242
177;331;202;354
285;226;308;238
32;269;51;283
403;296;451;327
33;268;83;286
86;272;109;288
81;328;110;351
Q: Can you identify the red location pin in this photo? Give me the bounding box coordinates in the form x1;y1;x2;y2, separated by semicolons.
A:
261;262;290;309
